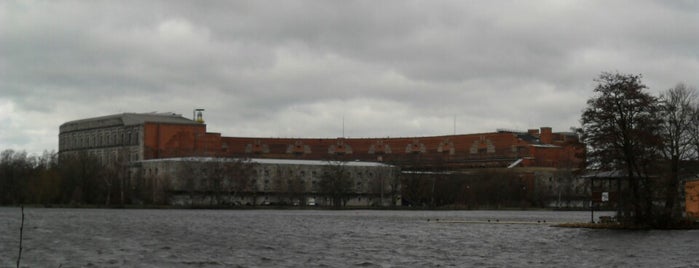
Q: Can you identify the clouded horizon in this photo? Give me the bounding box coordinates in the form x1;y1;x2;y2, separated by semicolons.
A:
2;1;698;155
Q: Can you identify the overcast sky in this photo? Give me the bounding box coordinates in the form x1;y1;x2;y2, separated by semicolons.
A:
1;1;698;155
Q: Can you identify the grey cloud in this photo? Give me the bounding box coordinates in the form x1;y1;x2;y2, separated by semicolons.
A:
1;0;698;154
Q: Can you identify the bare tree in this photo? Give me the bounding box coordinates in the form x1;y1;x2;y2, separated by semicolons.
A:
0;150;33;205
690;101;699;160
58;151;105;204
580;72;664;225
659;84;698;221
285;171;307;206
222;158;256;206
370;167;400;207
400;170;431;207
176;159;198;206
102;150;130;206
319;160;353;207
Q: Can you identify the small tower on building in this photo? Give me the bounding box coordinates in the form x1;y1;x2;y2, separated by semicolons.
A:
193;108;205;124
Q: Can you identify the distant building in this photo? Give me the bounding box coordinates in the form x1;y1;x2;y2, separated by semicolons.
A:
58;112;207;162
686;178;699;219
60;113;584;168
138;157;399;207
58;112;586;207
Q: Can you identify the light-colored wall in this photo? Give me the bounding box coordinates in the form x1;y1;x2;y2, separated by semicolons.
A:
59;124;144;162
137;158;400;207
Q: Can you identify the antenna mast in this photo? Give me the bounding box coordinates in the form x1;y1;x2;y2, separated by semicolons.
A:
453;115;456;135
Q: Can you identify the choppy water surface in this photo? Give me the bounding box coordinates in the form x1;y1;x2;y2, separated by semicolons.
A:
1;208;697;267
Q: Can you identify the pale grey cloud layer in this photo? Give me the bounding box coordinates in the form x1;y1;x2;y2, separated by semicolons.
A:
1;0;698;154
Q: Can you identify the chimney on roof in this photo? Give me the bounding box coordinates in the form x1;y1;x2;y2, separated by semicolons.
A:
540;127;552;144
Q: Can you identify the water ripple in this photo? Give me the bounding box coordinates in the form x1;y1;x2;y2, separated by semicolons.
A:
1;208;698;267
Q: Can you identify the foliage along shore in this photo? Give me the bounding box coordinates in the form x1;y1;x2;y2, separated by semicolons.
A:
2;203;611;211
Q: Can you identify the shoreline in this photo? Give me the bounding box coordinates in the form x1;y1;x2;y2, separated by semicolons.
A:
552;221;699;230
1;204;618;212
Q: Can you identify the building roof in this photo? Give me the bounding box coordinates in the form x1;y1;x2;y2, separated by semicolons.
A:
139;157;393;167
60;112;196;132
251;158;391;167
581;170;651;179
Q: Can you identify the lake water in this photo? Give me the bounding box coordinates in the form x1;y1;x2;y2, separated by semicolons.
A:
1;208;697;267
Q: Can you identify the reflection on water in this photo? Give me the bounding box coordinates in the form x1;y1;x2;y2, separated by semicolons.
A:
0;208;697;267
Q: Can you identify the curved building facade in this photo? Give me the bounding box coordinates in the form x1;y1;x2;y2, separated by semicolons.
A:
59;112;584;170
58;112;586;207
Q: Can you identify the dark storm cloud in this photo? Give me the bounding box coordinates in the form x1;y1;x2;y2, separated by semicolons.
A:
0;0;697;154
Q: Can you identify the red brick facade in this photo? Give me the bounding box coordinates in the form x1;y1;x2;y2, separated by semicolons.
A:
142;123;584;170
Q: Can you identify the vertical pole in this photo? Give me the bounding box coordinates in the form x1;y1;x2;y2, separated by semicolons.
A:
17;205;24;268
380;175;384;207
617;175;622;220
590;177;594;223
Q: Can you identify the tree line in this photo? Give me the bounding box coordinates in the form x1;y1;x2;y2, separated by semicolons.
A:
0;150;156;206
0;151;403;208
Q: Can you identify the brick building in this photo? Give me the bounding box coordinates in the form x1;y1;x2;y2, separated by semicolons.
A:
59;112;583;169
58;112;586;207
